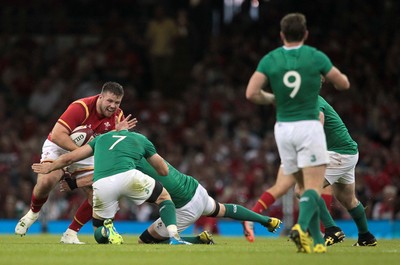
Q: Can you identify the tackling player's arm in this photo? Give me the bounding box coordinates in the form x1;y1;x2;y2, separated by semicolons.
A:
146;154;169;176
32;145;94;174
59;174;93;192
245;71;275;105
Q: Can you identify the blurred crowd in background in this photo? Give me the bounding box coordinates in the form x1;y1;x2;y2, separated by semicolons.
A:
0;0;400;227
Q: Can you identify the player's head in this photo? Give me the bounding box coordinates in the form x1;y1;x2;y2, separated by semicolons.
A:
101;81;124;97
97;81;124;117
280;13;308;43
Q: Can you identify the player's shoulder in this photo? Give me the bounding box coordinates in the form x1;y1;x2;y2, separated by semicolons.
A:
318;95;328;104
265;46;283;57
303;45;328;57
130;131;146;139
72;95;99;107
129;131;152;144
258;48;280;66
317;95;328;109
263;46;294;62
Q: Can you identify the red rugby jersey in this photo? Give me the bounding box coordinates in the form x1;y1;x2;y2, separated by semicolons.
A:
48;95;124;141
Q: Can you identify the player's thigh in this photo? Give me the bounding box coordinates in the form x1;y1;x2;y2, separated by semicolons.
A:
153;185;212;237
41;139;68;162
302;165;326;192
92;175;125;219
269;166;296;198
122;170;156;205
38;140;66;187
150;205;202;238
176;185;213;231
81;186;93;200
274;122;298;174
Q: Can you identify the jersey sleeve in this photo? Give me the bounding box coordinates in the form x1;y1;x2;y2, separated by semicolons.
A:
255;54;270;76
141;135;157;158
87;135;98;150
58;102;88;132
314;50;333;75
318;96;329;113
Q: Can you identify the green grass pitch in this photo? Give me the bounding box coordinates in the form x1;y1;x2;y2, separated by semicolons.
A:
1;235;399;265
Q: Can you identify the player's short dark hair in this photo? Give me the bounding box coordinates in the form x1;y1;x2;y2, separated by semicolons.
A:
280;13;307;42
101;81;124;97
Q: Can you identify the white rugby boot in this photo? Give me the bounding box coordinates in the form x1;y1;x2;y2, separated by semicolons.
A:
15;209;39;236
60;229;85;244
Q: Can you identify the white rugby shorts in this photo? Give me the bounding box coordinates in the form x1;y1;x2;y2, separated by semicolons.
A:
41;139;94;178
92;169;156;219
152;184;215;238
325;151;358;185
274;120;329;175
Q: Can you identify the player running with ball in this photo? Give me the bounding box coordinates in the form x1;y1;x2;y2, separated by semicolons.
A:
15;82;136;244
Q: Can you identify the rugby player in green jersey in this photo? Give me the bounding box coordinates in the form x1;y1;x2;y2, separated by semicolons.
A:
243;96;377;247
33;129;282;245
136;157;282;244
246;13;350;253
32;129;191;245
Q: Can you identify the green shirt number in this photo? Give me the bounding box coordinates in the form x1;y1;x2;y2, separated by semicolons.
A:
283;71;301;98
109;135;126;150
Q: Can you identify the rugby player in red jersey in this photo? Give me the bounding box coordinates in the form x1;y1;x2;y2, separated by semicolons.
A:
15;81;137;243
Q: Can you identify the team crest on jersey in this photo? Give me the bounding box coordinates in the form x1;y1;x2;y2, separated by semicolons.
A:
104;121;111;131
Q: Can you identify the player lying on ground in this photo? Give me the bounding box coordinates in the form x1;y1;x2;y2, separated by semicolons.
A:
135;157;281;244
56;153;282;244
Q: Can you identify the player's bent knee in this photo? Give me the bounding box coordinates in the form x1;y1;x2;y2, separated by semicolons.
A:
147;181;164;203
37;175;57;186
139;229;163;244
208;200;220;217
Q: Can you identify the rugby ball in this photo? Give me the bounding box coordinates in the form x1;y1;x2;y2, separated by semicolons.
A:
70;126;94;146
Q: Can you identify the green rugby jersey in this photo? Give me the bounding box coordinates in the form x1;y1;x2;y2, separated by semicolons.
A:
319;96;358;154
88;130;157;182
137;158;199;208
257;45;332;122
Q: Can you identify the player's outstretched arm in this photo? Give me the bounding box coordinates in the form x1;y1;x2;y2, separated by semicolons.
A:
147;154;169;176
32;145;94;174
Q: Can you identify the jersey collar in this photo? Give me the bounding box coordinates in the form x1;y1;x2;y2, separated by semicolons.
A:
282;44;303;50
